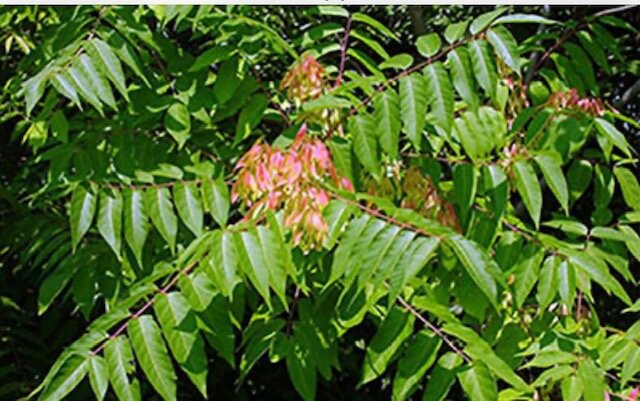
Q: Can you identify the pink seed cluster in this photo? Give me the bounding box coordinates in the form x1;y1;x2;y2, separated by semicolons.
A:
232;124;353;251
547;88;605;116
280;54;325;103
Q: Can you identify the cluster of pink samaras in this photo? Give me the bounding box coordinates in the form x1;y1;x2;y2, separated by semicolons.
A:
232;124;353;250
279;54;325;103
546;88;605;116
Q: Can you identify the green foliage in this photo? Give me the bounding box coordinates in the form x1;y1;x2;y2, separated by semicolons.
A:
0;4;639;401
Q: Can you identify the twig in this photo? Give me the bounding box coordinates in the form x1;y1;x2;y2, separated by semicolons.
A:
334;15;352;89
327;189;442;240
90;258;201;356
395;292;471;363
524;5;638;87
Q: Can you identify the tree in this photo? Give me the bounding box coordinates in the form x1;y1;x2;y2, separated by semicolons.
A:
0;5;639;401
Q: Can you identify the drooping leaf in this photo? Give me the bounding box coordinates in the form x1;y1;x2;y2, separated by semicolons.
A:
392;331;441;401
154;292;208;397
457;363;497;401
448;235;497;307
38;354;88;401
173;182;203;237
373;89;401;158
123;188;149;266
88;355;109;401
145;187;178;253
512;160;542;228
535;153;569;214
468;39;498;99
105;336;141;401
206;230;240;298
128;315;177;401
423;61;454;132
447;47;478;109
97;190;123;258
361;307;415;385
349;113;380;179
85;38;129;100
399;74;427;149
70;186;97;250
201;178;230;227
486;26;520;72
614;166;640;211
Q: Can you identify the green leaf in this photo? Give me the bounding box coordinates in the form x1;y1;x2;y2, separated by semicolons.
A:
68;59;104;114
444;324;530;392
201;178;230;227
561;375;583;401
97;190;123;258
154;292;208;397
454;107;505;160
79;53;116;110
352;12;399;42
513;160;542;228
105;336;141;401
524;349;577;368
423;61;454;132
189;45;235;72
492;14;559;25
447;47;478;109
235;230;272;307
70;186;97;251
614;166;640;211
123;188;149;266
392;331;441;401
85;38;129;100
373;89;401;159
444;20;470;44
165;103;191;148
173;182;203;237
470;8;507;35
562;248;631;305
23;69;48;115
422;352;463;401
399;74;427;149
468;40;497;99
349;114;380;179
486;26;520;72
512;245;543;307
146;187;178;253
457;363;497;401
389;236;440;302
536;255;559;310
206;230;240;298
128;315;177;401
361;307;414;385
52;71;81;108
380;54;414;70
448;235;497;307
595;118;632;157
535;154;569;214
38;354;88;401
577;361;605;401
286;342;316;401
416;33;441;58
453;163;477;218
88;356;109;401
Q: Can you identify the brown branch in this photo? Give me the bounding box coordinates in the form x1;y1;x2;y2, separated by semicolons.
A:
349;35;475;115
395;291;472;363
334;15;353;89
90;258;201;356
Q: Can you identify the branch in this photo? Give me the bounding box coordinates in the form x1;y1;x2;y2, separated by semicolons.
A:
395;292;472;364
90;258;201;356
334;15;353;89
